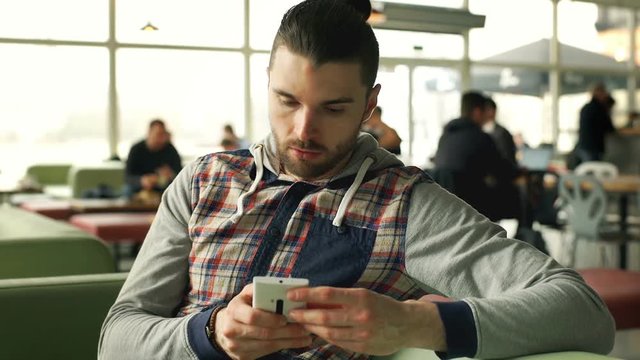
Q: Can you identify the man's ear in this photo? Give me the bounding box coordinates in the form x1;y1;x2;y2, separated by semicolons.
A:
362;84;382;123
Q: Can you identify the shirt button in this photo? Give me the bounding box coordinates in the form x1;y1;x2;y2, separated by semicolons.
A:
269;227;281;236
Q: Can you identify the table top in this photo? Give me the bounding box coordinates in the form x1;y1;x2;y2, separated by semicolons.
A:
598;174;640;193
0;186;41;195
552;174;640;194
69;198;159;213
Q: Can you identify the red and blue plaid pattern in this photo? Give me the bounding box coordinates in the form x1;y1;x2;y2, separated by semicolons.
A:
177;152;430;359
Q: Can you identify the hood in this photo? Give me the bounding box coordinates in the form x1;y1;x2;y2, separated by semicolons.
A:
228;132;404;227
250;132;403;180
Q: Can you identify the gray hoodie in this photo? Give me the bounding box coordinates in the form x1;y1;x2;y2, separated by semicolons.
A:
99;133;614;359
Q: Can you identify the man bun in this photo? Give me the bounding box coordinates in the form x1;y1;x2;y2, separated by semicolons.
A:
343;0;372;21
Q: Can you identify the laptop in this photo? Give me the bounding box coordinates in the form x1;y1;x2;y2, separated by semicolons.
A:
519;147;553;172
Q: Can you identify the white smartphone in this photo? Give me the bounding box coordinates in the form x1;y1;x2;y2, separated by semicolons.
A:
252;276;309;321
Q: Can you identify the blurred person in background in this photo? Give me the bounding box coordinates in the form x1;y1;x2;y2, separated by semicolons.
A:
361;106;402;155
572;83;615;166
222;124;250;149
125;118;182;198
433;91;518;221
483;97;517;167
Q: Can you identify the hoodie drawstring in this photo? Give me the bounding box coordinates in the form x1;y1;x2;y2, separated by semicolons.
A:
231;146;374;227
332;156;375;228
230;145;264;223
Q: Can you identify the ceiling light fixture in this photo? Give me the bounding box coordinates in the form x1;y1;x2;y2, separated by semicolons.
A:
141;22;159;31
369;2;485;34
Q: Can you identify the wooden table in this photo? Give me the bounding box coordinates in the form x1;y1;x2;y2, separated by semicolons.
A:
17;198;159;221
0;187;42;204
599;175;640;194
602;176;640;267
69;212;156;270
69;198;159;214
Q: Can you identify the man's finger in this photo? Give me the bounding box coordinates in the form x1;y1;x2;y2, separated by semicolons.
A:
288;308;367;326
223;322;310;340
288;287;368;306
232;305;288;328
300;324;371;342
232;337;313;357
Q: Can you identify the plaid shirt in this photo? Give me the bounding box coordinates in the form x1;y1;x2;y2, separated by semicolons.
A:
177;150;430;359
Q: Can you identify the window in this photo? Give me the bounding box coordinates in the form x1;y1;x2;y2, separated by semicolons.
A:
0;45;109;181
412;66;461;166
117;49;245;160
558;72;627;152
469;0;552;62
250;0;301;50
117;0;244;48
250;54;271;141
376;64;410;157
0;0;108;41
378;0;463;8
472;66;547;148
559;1;631;67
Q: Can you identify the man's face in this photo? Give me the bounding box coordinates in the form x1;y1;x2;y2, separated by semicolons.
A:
471;106;488;126
147;124;168;151
268;46;380;181
485;106;496;123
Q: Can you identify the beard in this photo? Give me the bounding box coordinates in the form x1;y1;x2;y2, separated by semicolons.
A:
273;129;359;180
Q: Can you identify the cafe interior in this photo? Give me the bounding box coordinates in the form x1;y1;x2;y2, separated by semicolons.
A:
0;0;639;359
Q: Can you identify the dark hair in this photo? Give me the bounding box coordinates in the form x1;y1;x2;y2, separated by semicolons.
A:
461;91;487;118
269;0;379;88
149;118;165;130
485;97;496;110
221;139;237;148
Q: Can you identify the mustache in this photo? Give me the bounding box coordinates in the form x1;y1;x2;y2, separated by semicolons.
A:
287;139;326;152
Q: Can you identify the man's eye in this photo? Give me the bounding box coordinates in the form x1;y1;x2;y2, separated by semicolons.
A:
280;98;298;107
326;107;344;113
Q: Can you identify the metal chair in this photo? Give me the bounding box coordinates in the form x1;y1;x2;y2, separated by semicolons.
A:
557;174;628;268
575;161;619;180
575;161;623;224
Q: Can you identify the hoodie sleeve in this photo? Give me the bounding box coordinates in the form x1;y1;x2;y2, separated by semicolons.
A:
98;160;220;359
404;181;615;359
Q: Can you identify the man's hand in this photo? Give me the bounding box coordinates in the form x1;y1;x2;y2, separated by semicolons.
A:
287;287;446;356
156;165;175;181
140;174;159;190
214;284;313;360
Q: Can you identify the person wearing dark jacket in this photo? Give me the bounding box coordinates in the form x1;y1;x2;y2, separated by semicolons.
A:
434;91;518;221
125;119;182;196
574;83;615;163
484;97;517;167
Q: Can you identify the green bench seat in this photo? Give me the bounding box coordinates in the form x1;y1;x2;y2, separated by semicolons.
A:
0;272;127;360
0;206;115;279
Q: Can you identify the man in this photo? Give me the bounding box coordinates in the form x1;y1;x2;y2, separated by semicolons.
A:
361;106;402;155
483;97;517;167
99;1;614;359
574;83;615;164
433;91;519;221
124;119;182;196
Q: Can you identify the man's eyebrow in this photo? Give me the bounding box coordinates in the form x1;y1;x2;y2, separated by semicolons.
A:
322;97;354;106
273;88;354;105
273;89;296;99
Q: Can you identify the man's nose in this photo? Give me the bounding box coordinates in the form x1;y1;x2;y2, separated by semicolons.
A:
294;107;316;142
